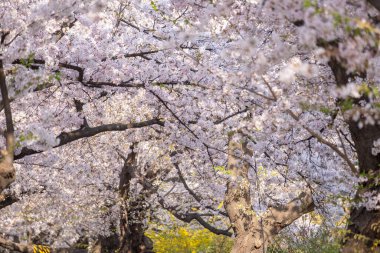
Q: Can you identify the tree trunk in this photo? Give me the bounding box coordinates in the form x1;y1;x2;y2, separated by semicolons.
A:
118;146;154;253
0;236;33;253
90;235;118;253
326;54;380;252
340;122;380;252
225;133;314;253
230;234;263;253
0;58;16;199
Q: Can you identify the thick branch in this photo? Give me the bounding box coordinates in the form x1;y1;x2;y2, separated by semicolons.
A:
84;80;144;88
369;0;380;12
12;58;195;92
0;194;18;209
15;118;164;160
81;80;195;89
58;119;163;146
0;236;33;253
173;211;233;236
160;198;232;236
263;189;315;236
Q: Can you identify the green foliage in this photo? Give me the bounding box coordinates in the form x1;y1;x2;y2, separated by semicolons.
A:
338;98;353;112
146;225;233;253
357;83;380;100
303;0;322;14
332;12;350;27
150;1;159;12
227;131;236;138
20;53;35;68
213;166;232;175
16;131;37;148
319;106;332;115
53;71;61;82
374;102;380;109
303;0;318;9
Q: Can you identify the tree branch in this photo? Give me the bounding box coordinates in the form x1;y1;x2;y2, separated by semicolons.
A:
174;163;228;217
368;0;380;12
0;235;33;253
214;108;248;125
287;110;357;174
123;50;161;58
159;198;232;236
15;118;164;160
0;194;18;210
263;189;315;235
12;59;85;82
175;211;232;236
174;163;201;202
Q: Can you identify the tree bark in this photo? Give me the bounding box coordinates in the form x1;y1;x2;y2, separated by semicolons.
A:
340;121;380;252
325;52;380;252
368;0;380;12
225;133;314;252
0;58;15;199
90;235;118;253
118;145;154;253
0;236;33;253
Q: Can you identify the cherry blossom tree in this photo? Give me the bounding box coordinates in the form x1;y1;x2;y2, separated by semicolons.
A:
0;0;379;253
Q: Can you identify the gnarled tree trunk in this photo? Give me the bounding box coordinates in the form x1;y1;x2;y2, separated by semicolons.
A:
326;51;380;252
340;122;380;252
225;134;314;253
118;145;154;253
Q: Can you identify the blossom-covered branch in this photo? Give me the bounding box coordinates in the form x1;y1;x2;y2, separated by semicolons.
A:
15;118;164;160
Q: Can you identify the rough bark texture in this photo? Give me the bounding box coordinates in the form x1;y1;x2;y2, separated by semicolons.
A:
90;235;119;253
341;121;380;253
325;48;380;252
225;133;314;253
0;58;15;199
0;236;33;253
369;0;380;12
118;145;154;253
118;146;136;253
